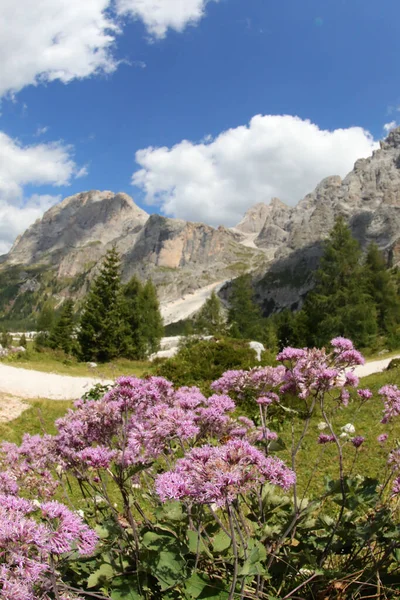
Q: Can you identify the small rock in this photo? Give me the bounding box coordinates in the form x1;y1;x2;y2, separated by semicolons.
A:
87;362;98;368
378;349;389;356
249;341;265;361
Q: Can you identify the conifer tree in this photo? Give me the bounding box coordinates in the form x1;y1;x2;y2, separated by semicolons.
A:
139;280;164;356
365;243;400;334
120;277;164;359
18;333;27;348
302;217;377;347
35;302;55;348
193;291;227;336
228;274;264;340
49;299;75;354
78;248;124;362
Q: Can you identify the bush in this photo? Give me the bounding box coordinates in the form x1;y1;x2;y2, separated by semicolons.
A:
154;337;265;386
387;358;400;370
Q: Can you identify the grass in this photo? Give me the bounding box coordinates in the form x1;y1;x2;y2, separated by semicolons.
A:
278;367;400;496
0;347;153;379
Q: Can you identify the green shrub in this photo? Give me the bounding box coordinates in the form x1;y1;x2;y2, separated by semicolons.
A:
153;337;275;415
387;357;400;370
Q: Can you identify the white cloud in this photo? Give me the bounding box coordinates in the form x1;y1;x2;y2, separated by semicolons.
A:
35;126;49;137
384;121;398;133
0;131;82;253
116;0;220;39
0;132;79;202
0;0;119;97
132;115;378;226
0;195;61;255
0;0;223;97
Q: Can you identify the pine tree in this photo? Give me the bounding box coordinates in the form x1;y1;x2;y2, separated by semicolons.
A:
139;280;164;356
0;330;11;348
365;243;400;334
302;217;377;347
228;274;264;341
193;291;227;336
78;248;124;362
18;333;27;348
120;277;164;359
35;302;55;348
49;299;75;354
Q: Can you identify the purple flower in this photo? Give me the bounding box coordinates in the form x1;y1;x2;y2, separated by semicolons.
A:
377;433;388;444
393;477;400;495
357;389;372;401
318;434;335;444
351;436;365;448
345;372;359;388
379;385;400;423
156;439;295;507
331;337;355;352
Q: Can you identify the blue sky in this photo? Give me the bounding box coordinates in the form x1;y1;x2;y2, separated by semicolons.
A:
0;0;399;251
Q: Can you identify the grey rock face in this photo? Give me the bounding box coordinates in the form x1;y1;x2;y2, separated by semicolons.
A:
2;190;268;307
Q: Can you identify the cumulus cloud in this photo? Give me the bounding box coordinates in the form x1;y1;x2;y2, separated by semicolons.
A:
116;0;220;38
384;121;398;133
0;0;223;97
0;131;83;253
0;195;61;255
0;0;119;98
132;115;378;226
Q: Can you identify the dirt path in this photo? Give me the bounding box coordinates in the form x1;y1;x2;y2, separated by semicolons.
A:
0;363;113;401
0;393;29;422
353;355;400;378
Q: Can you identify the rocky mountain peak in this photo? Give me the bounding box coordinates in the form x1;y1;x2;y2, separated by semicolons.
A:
380;126;400;150
235;202;271;234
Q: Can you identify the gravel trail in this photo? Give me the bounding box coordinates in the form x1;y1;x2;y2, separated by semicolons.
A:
353;355;400;378
0;353;398;405
0;363;113;400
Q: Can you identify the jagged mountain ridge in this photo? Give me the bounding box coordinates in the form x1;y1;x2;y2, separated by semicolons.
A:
2;127;400;324
0;190;268;324
233;127;400;314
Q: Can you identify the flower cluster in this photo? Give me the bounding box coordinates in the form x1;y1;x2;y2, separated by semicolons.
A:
0;434;58;499
55;377;239;471
379;385;400;424
0;494;97;600
156;439;296;507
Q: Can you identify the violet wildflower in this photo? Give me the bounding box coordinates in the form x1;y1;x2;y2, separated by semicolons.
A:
318;434;335;444
156;439;295;507
377;433;388;444
379;385;400;423
340;389;350;407
393;477;400;495
344;372;359;388
351;436;365;448
357;389;373;401
331;337;355;352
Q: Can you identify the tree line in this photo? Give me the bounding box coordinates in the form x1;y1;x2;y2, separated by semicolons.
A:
187;217;400;351
35;248;164;362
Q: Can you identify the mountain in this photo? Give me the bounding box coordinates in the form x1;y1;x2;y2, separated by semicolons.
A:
0;191;268;326
250;127;400;313
2;127;400;327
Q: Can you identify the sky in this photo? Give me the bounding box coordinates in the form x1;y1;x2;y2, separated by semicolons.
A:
1;0;400;253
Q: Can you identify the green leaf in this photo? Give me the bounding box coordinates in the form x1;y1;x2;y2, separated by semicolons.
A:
150;550;185;591
95;525;110;539
110;579;141;600
268;438;287;452
212;531;232;553
184;573;229;599
187;530;210;556
87;563;114;588
156;501;185;522
141;530;176;551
